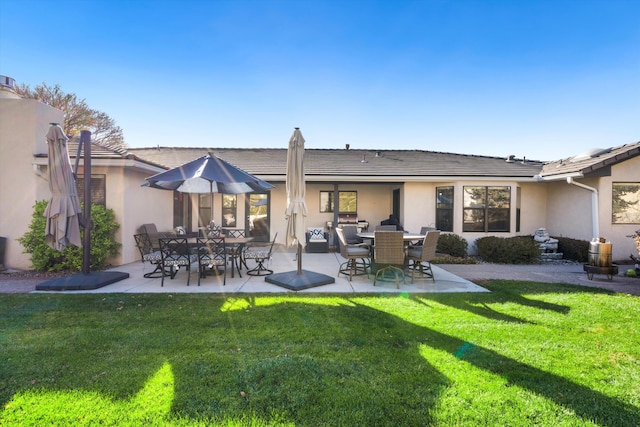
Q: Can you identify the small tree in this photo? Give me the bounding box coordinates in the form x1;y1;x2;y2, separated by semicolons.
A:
16;82;127;151
18;201;121;272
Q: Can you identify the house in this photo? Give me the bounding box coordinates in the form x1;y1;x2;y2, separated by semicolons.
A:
1;76;638;270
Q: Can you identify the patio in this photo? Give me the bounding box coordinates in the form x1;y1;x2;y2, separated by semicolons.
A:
44;245;488;294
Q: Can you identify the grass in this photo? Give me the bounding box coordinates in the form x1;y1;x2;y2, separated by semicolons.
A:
1;281;639;426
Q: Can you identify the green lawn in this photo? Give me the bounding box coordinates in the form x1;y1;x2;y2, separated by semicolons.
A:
1;281;639;426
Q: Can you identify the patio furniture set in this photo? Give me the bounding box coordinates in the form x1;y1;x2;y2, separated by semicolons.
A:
134;223;278;286
336;225;441;288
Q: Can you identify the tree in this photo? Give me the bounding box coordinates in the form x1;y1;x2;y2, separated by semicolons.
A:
16;82;127;151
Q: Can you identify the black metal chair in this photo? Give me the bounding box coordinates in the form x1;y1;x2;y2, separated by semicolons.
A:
244;233;278;276
158;237;197;286
197;237;227;286
133;233;166;278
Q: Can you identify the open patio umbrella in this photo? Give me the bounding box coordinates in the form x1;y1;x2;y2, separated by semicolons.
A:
145;153;274;194
144;153;274;224
266;128;334;290
43;123;82;251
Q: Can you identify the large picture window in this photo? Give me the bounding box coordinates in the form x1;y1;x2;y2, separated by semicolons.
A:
463;186;510;232
436;186;453;232
320;191;357;213
612;182;640;223
75;174;106;206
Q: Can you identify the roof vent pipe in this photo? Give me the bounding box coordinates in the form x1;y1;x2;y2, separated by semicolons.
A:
567;177;599;239
345;144;350;150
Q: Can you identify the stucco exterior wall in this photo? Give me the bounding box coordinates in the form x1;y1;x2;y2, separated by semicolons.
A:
545;180;593;241
403;182;438;233
600;157;640;261
0;97;64;270
518;182;548;235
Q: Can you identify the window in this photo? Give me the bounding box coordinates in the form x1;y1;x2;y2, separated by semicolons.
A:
613;182;640;223
222;194;237;227
320;191;357;213
463;186;510;232
436;186;453;232
75;174;106;206
198;194;212;226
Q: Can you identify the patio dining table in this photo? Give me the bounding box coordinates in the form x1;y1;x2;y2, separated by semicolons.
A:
357;232;425;262
357;232;425;242
188;237;253;278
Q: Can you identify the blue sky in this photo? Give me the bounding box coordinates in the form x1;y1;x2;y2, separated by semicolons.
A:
1;0;638;161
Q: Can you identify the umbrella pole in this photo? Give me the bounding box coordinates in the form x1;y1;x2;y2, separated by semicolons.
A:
297;243;302;275
81;131;92;275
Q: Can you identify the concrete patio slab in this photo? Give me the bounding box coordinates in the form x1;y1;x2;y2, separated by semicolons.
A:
31;245;488;294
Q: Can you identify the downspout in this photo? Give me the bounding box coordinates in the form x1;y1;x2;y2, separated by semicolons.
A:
566;177;599;239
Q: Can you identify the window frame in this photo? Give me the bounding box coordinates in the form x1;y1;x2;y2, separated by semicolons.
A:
75;174;106;206
435;186;454;232
463;186;511;232
612;182;640;224
221;194;237;227
319;191;358;213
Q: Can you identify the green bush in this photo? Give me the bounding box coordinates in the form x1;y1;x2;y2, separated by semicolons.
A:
555;236;589;262
18;200;121;272
475;236;541;264
436;233;468;258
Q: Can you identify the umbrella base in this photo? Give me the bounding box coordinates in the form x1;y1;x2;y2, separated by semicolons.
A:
35;271;129;291
265;269;335;291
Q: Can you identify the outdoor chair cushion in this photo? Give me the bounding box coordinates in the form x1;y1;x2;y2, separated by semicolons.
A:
345;246;370;257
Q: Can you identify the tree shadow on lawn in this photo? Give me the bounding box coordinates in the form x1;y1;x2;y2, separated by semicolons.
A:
414;280;618;325
1;295;638;426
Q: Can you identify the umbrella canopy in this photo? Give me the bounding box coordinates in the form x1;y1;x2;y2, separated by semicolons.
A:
144;153;274;195
284;128;308;249
43;124;82;251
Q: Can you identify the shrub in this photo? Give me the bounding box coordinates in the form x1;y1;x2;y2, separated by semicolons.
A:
476;236;541;264
555;236;589;263
436;233;468;258
18;200;121;272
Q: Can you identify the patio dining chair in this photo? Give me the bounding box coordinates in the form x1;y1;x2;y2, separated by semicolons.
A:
335;227;370;281
407;230;440;282
133;233;166;278
244;233;278;276
158;237;198;286
373;231;406;288
197;237;226;286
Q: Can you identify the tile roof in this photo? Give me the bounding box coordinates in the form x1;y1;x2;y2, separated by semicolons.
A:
128;147;544;180
540;141;640;179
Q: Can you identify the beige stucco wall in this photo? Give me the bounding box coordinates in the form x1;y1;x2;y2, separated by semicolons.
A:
600;157;640;261
544;156;640;261
404;180;548;254
267;183;396;247
0;97;64;269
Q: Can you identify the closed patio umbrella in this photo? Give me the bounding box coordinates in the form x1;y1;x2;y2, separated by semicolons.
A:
43;123;82;251
285;128;308;253
265;128;334;290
